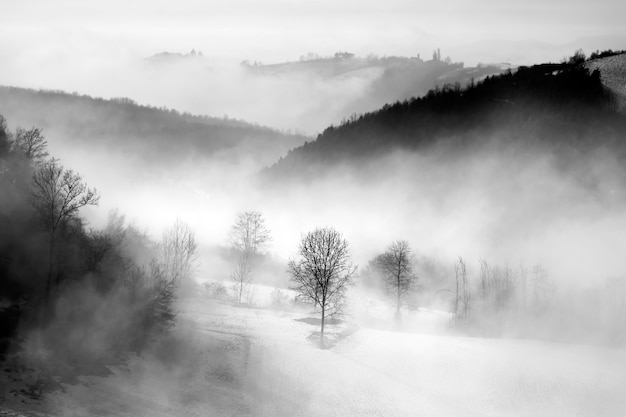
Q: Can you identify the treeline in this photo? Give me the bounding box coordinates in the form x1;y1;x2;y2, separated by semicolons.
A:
445;257;626;345
0;115;196;395
360;246;626;345
0;86;306;166
266;58;626;179
588;49;626;61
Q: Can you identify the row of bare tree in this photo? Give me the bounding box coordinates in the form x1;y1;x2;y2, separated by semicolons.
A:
450;258;555;335
223;208;626;347
225;213;423;347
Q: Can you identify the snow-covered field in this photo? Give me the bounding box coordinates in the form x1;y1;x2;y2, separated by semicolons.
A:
11;295;626;417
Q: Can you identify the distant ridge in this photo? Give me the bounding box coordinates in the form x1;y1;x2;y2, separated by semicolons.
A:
0;85;307;167
243;52;508;114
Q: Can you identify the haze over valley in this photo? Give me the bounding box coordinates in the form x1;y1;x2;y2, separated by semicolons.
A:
1;2;626;416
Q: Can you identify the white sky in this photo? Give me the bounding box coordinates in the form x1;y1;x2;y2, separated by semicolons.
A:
2;0;625;65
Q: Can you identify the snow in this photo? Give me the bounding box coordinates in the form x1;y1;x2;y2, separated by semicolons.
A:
31;295;626;416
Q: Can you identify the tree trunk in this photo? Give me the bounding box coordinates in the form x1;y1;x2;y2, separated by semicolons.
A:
46;231;54;302
454;270;459;322
40;231;55;327
320;305;325;348
395;274;401;322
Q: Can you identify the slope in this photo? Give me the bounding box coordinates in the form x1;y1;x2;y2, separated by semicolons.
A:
586;52;626;112
265;61;626;180
0;86;307;170
244;53;508;129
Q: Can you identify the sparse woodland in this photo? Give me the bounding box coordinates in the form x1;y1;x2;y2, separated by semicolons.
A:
0;116;197;394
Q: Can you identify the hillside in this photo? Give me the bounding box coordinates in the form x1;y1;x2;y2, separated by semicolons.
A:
137;51;508;134
0;86;307;169
586;52;626;111
265;61;626;179
243;53;508;123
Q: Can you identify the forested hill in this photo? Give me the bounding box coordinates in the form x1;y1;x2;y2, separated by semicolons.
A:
265;60;626;179
0;86;307;166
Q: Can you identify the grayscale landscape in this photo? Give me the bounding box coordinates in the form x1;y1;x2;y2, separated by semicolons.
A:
1;1;626;416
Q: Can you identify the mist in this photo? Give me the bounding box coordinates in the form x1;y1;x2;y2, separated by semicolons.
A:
53;134;624;291
3;2;626;416
0;46;390;134
2;14;626;135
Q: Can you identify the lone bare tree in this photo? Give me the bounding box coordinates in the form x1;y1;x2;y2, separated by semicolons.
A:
31;159;99;307
230;211;270;304
288;227;356;347
160;219;198;283
373;240;418;320
453;256;471;323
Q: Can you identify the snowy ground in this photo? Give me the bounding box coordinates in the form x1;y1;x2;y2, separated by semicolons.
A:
4;294;626;417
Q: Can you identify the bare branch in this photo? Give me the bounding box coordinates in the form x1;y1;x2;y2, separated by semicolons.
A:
372;240;418;319
14;126;49;163
288;227;357;347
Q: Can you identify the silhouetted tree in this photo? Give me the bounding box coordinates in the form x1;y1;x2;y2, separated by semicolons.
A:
453;257;470;323
373;240;418;320
568;49;586;65
159;219;197;283
31;159;99;307
0;115;10;157
288;227;356;347
230;211;271;255
230;211;270;304
14;127;48;163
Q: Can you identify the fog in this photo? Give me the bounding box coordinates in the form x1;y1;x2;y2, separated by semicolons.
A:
3;3;626;416
2;3;626;134
3;0;626;64
45;126;625;291
4;87;626;417
1;50;391;134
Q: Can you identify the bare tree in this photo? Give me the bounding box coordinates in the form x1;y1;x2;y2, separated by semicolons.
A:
288;227;356;347
373;240;418;320
159;219;198;283
453;256;471;323
14;127;49;163
230;211;270;304
0;115;9;151
31;159;99;304
230;211;271;255
232;254;253;304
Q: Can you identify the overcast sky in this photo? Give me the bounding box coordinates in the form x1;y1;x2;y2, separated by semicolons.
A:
2;0;626;66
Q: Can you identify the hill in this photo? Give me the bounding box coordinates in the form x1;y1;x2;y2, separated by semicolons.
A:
265;60;626;179
243;52;508;126
0;86;307;170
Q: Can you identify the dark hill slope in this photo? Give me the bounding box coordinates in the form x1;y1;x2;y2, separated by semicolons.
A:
265;63;626;179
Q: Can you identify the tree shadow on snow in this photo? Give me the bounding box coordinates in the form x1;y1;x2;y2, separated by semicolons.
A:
294;317;344;326
295;318;359;349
